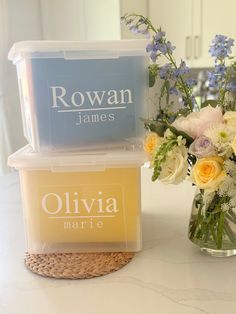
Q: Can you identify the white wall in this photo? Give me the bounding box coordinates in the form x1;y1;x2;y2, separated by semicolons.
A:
120;0;148;39
40;0;120;40
6;0;43;153
84;0;120;40
7;0;42;46
40;0;85;40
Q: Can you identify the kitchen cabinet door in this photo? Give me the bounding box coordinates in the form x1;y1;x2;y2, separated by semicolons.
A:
193;0;236;68
41;0;121;40
149;0;236;68
148;0;193;66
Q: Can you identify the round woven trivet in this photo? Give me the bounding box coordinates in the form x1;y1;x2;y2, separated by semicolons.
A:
24;252;135;279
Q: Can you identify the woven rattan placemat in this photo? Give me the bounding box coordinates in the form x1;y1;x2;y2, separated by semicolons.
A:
25;252;135;279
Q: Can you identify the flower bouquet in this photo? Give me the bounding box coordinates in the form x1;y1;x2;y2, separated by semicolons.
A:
121;14;236;256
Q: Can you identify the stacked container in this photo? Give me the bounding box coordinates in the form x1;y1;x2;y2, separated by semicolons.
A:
8;40;148;258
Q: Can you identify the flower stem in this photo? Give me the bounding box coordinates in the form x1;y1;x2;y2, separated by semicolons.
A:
166;52;193;111
218;65;231;108
209;224;218;244
217;211;225;249
224;220;236;243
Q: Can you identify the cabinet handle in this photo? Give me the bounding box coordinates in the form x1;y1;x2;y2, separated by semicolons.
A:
185;36;191;60
194;35;200;59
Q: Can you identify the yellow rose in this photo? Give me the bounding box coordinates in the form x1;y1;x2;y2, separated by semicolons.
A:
224;111;236;129
191;156;226;191
143;132;160;155
232;135;236;154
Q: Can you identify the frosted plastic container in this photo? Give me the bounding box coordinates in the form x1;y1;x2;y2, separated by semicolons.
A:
8;145;146;254
8;40;148;152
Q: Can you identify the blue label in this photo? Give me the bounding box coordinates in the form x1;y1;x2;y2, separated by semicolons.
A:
29;56;147;151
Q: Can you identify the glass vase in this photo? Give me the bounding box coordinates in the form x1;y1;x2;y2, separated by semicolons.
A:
188;189;236;257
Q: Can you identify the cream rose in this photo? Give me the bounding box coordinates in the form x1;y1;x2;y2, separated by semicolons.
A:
172;105;223;138
191;156;226;191
159;145;188;184
224;111;236;129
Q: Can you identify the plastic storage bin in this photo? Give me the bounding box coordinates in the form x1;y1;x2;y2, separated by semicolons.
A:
8;40;148;152
8;145;145;254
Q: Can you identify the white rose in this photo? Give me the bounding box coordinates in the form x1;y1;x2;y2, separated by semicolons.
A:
224;111;236;129
159;145;189;184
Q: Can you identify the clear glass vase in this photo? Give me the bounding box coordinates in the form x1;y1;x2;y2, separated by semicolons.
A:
188;189;236;257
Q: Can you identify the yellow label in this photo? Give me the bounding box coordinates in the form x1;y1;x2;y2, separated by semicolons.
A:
20;167;140;247
39;184;125;242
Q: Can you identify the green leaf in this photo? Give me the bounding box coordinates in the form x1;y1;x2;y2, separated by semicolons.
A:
167;124;194;145
148;64;158;88
201;100;218;108
149;70;156;87
140;118;167;136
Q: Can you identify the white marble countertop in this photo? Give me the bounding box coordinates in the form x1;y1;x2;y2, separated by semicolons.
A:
1;168;236;314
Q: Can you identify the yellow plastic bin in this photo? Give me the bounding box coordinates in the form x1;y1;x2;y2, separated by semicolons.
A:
9;145;146;254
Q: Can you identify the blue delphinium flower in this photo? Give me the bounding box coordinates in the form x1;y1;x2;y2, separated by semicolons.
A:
208;64;228;90
129;24;149;36
129;25;139;33
154;31;166;41
226;82;236;92
120;15;150;37
146;30;175;62
158;41;176;55
209;34;234;59
186;78;197;88
179;60;190;75
226;38;234;49
215;64;226;75
169;86;178;95
139;28;149;36
122;14;197;112
166;42;176;54
150;51;158;62
208;71;219;88
159;63;172;79
146;43;154;52
173;60;190;79
122;14;236;116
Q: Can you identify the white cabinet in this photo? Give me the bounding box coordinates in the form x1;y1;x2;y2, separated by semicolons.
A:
40;0;121;40
195;0;236;67
148;0;236;68
149;0;194;65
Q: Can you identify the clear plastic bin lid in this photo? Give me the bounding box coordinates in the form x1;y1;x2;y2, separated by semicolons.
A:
8;145;147;172
8;40;148;62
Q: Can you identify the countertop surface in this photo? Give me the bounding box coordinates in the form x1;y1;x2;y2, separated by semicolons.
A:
1;169;236;314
